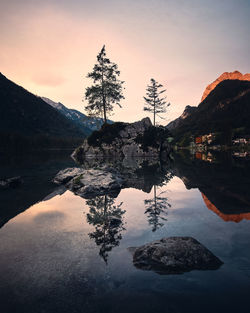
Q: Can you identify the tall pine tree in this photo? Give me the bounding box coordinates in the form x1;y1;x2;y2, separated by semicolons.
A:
85;45;124;124
143;78;170;126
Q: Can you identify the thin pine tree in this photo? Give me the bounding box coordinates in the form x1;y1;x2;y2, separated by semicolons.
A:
143;78;170;126
85;45;124;124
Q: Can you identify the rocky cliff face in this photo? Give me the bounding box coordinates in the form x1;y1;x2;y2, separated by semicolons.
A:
72;118;172;161
201;71;250;102
166;105;197;130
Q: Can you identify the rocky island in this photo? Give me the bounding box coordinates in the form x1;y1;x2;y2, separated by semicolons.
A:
72;117;172;161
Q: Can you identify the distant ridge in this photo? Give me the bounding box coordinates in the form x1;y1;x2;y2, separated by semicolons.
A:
41;97;113;133
166;105;197;130
172;79;250;142
167;71;250;132
201;71;250;102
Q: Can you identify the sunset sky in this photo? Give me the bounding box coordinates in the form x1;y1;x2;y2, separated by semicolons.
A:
1;0;249;123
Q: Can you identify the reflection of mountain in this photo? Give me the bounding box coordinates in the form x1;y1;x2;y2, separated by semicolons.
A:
0;151;75;228
173;152;250;222
1;155;173;230
202;193;250;223
86;195;125;263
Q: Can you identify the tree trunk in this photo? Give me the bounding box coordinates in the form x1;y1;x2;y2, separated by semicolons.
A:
154;185;157;210
101;63;107;124
103;101;107;124
153;98;156;126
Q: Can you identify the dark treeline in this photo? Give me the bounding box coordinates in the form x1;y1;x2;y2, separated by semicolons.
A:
0;132;83;152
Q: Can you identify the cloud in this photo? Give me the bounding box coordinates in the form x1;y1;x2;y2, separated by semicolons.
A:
33;210;65;224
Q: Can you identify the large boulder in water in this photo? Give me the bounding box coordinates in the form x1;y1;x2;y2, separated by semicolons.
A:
72;118;172;161
53;167;123;198
130;237;223;275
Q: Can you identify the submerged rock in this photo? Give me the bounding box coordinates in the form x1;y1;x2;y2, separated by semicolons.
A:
130;237;223;274
0;176;23;190
72;118;172;161
53;167;123;198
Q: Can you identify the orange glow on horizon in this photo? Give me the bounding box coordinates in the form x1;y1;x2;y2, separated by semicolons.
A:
1;1;249;123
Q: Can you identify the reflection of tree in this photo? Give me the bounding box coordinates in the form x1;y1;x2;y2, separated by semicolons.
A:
86;195;126;263
144;185;171;232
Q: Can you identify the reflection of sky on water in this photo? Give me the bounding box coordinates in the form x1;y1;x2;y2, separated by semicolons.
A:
1;175;250;313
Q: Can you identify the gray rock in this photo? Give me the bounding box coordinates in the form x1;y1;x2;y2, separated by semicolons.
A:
72;117;172;161
53;167;123;198
53;167;84;184
43;186;67;201
130;237;223;274
0;176;23;189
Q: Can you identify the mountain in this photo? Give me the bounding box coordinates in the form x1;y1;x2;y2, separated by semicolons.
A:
167;71;250;132
41;97;112;133
201;71;250;102
166;105;197;130
41;97;92;135
0;73;86;149
172;79;250;143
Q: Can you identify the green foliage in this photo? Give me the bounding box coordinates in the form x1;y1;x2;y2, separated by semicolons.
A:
87;122;127;147
135;126;171;152
85;45;125;123
144;78;170;126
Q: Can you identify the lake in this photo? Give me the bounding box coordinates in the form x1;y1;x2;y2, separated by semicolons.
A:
0;150;250;313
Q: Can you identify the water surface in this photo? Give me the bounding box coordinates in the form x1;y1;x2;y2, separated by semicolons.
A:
0;151;250;313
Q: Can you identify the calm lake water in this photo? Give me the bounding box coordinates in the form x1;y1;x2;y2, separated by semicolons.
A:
0;150;250;313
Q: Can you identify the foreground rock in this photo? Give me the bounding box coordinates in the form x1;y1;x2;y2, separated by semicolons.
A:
53;167;123;198
130;237;223;274
53;157;173;197
0;176;22;190
72;118;172;161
